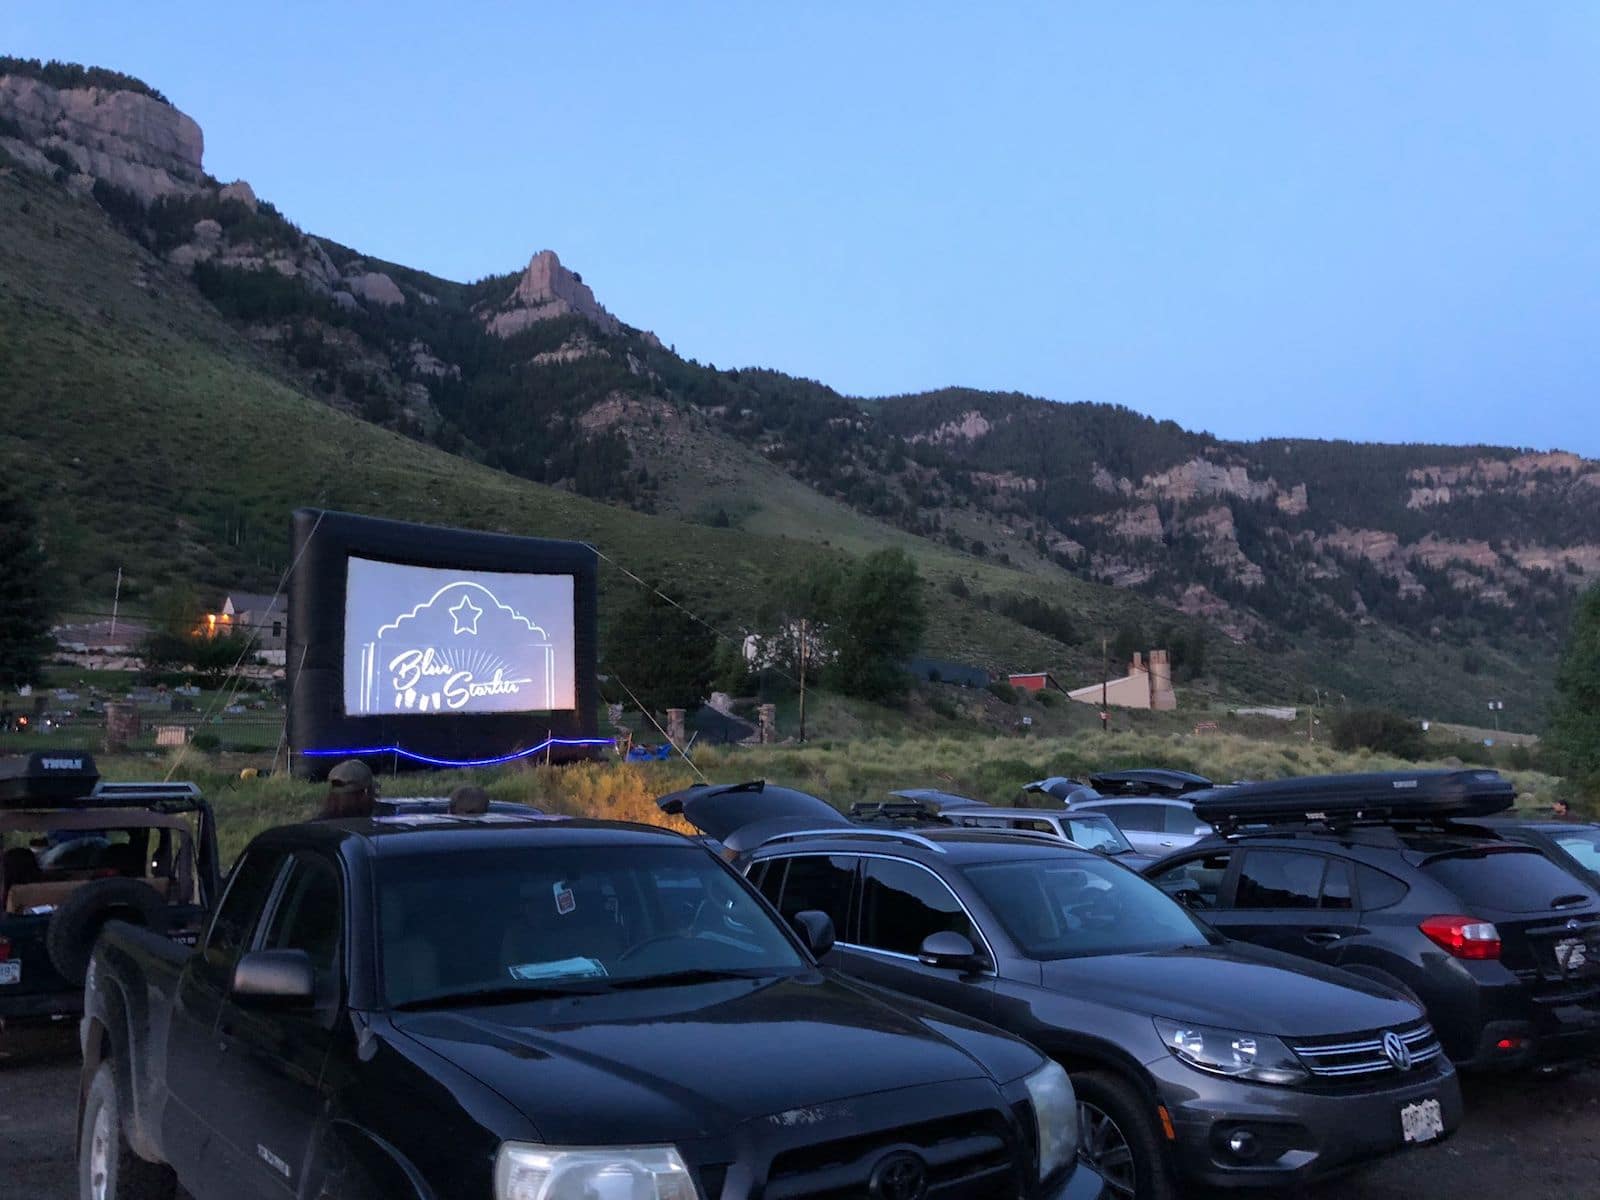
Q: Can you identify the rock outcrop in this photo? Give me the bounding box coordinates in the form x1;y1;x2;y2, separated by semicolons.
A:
483;250;621;337
0;74;204;201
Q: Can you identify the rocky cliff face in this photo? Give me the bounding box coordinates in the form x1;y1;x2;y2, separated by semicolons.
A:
0;74;204;201
482;250;622;337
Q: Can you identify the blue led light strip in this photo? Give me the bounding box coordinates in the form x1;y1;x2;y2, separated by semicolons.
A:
300;736;616;769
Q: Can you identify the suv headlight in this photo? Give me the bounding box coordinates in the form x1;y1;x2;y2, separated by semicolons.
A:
495;1144;699;1200
1153;1018;1308;1085
1023;1060;1078;1181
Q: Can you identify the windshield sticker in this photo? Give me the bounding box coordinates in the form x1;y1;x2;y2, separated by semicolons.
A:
508;957;607;982
554;882;576;915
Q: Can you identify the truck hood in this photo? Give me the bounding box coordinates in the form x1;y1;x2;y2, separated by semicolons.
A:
391;971;1032;1143
1040;944;1421;1038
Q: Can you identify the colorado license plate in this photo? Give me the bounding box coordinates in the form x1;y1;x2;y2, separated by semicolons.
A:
1401;1098;1443;1144
0;961;19;985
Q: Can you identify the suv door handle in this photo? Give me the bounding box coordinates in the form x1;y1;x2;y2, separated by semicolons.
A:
1303;929;1346;946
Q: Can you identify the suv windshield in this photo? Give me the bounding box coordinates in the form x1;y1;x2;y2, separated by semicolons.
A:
1421;849;1592;913
964;857;1215;959
1060;815;1136;855
376;844;806;1007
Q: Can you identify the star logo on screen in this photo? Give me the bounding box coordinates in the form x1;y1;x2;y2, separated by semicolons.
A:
448;595;484;635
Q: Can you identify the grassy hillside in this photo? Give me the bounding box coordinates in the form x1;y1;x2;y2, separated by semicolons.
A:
0;164;1306;700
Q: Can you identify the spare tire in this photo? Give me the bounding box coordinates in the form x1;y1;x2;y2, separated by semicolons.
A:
46;878;169;986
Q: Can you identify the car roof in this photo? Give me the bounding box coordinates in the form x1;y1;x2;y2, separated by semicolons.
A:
1164;825;1539;867
948;807;1121;823
253;816;694;858
752;825;1100;865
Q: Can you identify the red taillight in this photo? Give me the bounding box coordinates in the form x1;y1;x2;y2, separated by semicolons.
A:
1420;915;1501;960
0;936;11;962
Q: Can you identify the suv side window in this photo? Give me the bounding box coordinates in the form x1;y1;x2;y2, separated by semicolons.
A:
1151;852;1232;909
1099;803;1162;832
769;855;855;935
859;858;973;957
1235;850;1342;910
260;854;343;1000
1356;865;1409;910
203;848;286;979
1162;805;1202;834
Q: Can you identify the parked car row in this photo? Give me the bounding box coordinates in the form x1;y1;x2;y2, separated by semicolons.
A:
19;747;1597;1200
664;768;1600;1197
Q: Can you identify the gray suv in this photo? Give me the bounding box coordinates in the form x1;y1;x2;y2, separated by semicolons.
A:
664;782;1463;1200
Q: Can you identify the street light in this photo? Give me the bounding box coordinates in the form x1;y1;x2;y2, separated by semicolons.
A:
1487;700;1503;732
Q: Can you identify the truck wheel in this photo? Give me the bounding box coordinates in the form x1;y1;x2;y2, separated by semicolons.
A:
80;1061;176;1200
1072;1070;1177;1200
48;879;168;986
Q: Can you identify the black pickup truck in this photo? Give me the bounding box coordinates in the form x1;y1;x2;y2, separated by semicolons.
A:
80;811;1103;1200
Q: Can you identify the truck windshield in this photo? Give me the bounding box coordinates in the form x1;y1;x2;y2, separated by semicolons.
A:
963;857;1215;959
375;844;807;1007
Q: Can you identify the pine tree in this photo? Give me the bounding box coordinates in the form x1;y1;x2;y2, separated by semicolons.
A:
0;482;52;689
1549;582;1600;800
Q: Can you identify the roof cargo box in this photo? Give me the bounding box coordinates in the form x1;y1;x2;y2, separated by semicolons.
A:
1089;768;1212;797
0;751;101;806
1191;770;1515;831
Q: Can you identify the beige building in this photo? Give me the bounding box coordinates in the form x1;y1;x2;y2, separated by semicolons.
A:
1068;650;1176;711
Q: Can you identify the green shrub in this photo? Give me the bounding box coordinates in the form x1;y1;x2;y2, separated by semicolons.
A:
189;731;220;752
986;681;1019;705
1330;708;1427;760
928;693;960;720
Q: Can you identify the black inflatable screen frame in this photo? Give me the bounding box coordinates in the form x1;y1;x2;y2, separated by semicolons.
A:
286;509;601;778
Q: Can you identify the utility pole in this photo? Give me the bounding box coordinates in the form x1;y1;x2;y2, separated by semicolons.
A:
1488;699;1502;733
797;618;808;743
109;567;123;643
1101;635;1109;733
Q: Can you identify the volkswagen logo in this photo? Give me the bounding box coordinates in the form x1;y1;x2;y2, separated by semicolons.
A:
869;1150;929;1200
1382;1030;1413;1071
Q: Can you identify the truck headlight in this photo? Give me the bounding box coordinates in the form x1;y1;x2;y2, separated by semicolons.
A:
494;1144;699;1200
1153;1018;1308;1085
1023;1060;1078;1181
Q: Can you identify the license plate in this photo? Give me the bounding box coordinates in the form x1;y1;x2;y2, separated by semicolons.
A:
0;962;19;986
1555;937;1591;974
1401;1098;1443;1144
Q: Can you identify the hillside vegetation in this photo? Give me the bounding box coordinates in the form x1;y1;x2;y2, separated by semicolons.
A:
3;61;1591;723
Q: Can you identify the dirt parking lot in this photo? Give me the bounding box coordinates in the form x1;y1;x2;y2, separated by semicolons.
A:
4;1023;1599;1200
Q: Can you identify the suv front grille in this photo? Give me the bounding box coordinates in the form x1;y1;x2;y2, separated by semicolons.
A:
1290;1021;1442;1079
762;1110;1019;1199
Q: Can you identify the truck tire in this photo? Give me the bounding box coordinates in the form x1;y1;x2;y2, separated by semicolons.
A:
79;1061;176;1200
1072;1069;1178;1200
48;879;168;986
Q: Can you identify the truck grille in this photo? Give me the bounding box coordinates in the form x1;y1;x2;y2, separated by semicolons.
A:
1290;1021;1442;1079
761;1110;1019;1199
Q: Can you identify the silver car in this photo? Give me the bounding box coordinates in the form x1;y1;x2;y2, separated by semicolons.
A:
1066;795;1215;856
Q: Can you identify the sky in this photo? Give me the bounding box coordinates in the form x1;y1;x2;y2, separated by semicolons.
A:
8;3;1600;453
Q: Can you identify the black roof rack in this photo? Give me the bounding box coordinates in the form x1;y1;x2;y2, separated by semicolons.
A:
1089;768;1212;797
1192;770;1515;834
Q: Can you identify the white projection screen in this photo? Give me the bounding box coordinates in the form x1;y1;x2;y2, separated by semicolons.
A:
343;556;577;716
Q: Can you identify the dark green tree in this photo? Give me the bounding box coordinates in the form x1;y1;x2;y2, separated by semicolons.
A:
1110;622;1144;667
605;587;717;714
1330;708;1427;760
0;482;53;688
827;548;926;703
1549;582;1600;799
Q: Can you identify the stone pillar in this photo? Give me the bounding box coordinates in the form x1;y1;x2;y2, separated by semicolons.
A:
757;704;777;744
104;701;142;752
1148;649;1176;711
666;708;686;747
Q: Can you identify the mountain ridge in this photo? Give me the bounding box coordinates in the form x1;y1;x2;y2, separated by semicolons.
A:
2;61;1588;724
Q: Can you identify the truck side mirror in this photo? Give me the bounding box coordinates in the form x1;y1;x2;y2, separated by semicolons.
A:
231;949;316;1008
791;910;836;958
918;931;984;973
